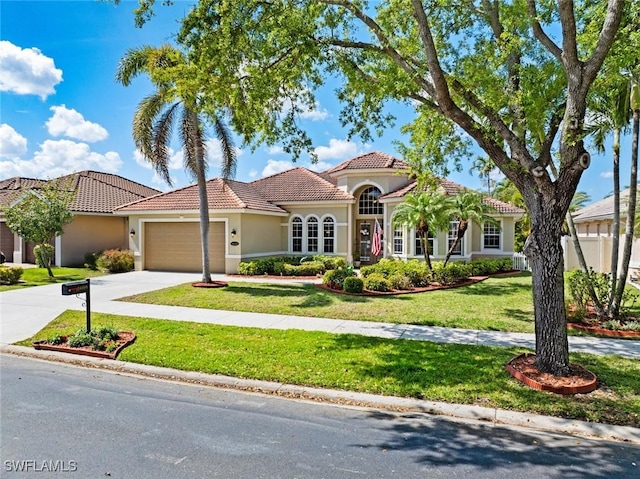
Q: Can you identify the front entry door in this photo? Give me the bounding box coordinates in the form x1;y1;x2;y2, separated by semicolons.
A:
357;219;382;265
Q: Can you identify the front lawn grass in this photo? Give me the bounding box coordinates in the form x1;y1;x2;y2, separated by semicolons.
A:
0;267;104;292
121;274;538;333
18;310;640;427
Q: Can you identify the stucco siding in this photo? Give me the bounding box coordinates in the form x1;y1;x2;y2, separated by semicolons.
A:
60;215;128;266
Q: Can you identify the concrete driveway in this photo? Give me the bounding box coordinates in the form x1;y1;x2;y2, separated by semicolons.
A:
0;271;199;344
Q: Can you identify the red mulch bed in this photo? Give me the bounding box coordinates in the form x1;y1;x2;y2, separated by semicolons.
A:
33;331;136;360
505;353;598;395
567;305;640;338
192;281;228;288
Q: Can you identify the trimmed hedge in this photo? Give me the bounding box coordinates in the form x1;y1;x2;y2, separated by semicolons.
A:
96;249;134;273
343;276;364;293
238;255;346;276
363;273;391;292
322;266;357;289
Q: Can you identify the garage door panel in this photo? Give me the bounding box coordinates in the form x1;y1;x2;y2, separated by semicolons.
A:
145;222;225;273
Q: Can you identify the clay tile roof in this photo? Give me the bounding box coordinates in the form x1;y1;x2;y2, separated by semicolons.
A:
326;151;408;174
0;171;160;214
380;178;525;214
572;188;631;222
116;178;287;214
250;167;353;202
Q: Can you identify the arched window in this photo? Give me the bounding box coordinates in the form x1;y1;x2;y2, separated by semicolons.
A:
292;217;303;252
307;217;318;252
323;217;335;253
358;186;383;215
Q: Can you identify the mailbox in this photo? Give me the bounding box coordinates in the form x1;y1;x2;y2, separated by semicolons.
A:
62;280;89;296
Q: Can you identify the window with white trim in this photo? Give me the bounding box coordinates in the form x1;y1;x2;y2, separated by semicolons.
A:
307;217;318;252
414;231;434;256
323;217;335;253
393;226;403;254
292;217;303;252
448;220;463;255
483;221;501;249
358;186;383;215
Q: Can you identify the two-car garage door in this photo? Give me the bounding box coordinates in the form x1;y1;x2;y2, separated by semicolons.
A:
144;222;225;273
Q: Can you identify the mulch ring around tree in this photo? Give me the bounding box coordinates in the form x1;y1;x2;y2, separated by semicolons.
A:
32;331;136;360
505;353;598;395
192;281;229;288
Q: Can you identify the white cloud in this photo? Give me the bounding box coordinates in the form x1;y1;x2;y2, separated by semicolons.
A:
262;159;293;177
0;139;121;179
268;145;284;155
600;171;614;179
205;139;243;174
313;139;359;161
249;169;258;178
0;41;63;99
0;124;28;160
46;105;108;142
306;161;333;172
299;101;329;121
134;148;183;171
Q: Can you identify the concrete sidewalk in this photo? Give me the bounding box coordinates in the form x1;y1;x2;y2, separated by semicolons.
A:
1;270;640;359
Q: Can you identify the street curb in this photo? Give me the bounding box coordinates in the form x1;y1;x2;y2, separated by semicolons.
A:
3;344;639;444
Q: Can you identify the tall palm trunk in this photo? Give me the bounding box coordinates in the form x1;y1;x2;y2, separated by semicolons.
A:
193;124;212;284
612;101;640;315
608;128;621;314
443;220;468;267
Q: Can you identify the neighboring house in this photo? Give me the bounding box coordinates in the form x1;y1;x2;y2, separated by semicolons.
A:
564;187;640;274
116;152;524;274
0;171;160;266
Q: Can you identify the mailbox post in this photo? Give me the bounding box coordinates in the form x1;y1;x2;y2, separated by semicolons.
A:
62;279;91;332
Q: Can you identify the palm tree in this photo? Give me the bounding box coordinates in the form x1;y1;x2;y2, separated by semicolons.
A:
392;190;452;270
493;178;529;251
443;191;496;267
116;45;237;284
469;156;496;195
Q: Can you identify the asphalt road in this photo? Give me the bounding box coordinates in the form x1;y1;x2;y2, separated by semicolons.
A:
1;354;638;479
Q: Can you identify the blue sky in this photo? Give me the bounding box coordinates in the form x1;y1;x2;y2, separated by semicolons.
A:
0;0;631;204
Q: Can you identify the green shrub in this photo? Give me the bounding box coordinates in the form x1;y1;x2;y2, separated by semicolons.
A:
343;276;364;293
0;266;23;285
468;258;514;276
430;261;472;285
322;265;356;289
67;330;95;348
97;249;134;273
312;255;346;270
95;325;119;341
45;334;66;345
237;261;259;275
364;273;391;292
282;261;325;276
402;260;431;286
389;274;413;290
84;251;101;270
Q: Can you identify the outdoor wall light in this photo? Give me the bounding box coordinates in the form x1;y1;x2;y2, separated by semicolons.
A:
231;228;237;237
129;228;136;237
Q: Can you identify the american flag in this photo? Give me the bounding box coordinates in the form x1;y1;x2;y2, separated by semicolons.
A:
371;219;382;256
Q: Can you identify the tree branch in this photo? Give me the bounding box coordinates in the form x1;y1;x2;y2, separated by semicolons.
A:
527;0;563;61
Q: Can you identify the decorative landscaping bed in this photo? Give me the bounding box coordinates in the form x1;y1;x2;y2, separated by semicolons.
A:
567;323;640;338
505;353;598;395
316;276;488;296
33;331;136;360
192;281;229;288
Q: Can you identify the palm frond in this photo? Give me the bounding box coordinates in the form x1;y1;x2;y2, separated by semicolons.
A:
151;102;180;186
132;93;166;161
180;107;207;182
213;115;237;181
115;46;155;86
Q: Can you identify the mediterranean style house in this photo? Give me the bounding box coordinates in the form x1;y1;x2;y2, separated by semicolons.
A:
564;187;640;275
0;171;160;266
115;152;524;274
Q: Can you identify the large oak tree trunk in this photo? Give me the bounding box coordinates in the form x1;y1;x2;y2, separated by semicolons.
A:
524;202;570;376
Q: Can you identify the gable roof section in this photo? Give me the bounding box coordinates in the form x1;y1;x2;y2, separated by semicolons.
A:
380;178;525;214
326;151;408;174
0;171;160;214
572;188;630;223
116;178;287;214
250;167;353;203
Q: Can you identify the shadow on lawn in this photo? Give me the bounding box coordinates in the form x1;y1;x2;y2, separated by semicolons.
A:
351;410;635;478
